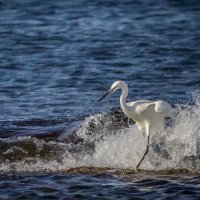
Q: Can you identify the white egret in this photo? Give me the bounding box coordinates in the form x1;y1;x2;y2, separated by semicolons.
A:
98;80;173;169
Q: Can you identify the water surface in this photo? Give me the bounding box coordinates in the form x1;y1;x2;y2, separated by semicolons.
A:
0;0;200;199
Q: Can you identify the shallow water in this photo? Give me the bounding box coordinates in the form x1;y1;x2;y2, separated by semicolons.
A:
0;0;200;199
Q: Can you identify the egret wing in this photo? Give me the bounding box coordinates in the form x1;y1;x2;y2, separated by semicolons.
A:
154;100;172;116
135;102;155;114
127;100;152;107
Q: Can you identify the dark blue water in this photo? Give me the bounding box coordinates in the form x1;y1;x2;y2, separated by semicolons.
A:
0;0;200;199
0;0;199;121
1;173;200;199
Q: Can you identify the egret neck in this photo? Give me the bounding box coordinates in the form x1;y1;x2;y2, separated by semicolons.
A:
119;83;131;119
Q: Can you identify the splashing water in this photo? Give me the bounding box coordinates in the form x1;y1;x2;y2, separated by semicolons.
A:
0;94;200;172
69;93;200;171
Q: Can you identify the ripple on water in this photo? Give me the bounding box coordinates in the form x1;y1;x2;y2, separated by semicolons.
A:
1;173;199;199
0;0;200;198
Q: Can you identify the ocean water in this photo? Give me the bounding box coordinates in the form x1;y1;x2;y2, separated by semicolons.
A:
0;0;200;199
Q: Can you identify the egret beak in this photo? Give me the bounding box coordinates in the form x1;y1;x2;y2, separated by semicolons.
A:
98;89;112;102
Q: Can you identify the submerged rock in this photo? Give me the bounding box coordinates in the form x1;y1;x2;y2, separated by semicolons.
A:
0;138;37;162
0;137;68;163
64;166;195;176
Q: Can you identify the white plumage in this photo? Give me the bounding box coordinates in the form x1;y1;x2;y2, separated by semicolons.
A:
99;80;173;168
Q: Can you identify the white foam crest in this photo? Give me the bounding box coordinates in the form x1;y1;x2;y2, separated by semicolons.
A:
75;114;105;141
91;126;145;168
74;112;118;143
81;94;200;170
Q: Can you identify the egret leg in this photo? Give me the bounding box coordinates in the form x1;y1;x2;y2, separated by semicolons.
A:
128;118;130;128
136;124;151;169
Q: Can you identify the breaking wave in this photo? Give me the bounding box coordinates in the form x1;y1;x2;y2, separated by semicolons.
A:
0;92;200;172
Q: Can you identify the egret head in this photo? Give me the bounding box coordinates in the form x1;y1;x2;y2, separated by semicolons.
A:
98;80;127;102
